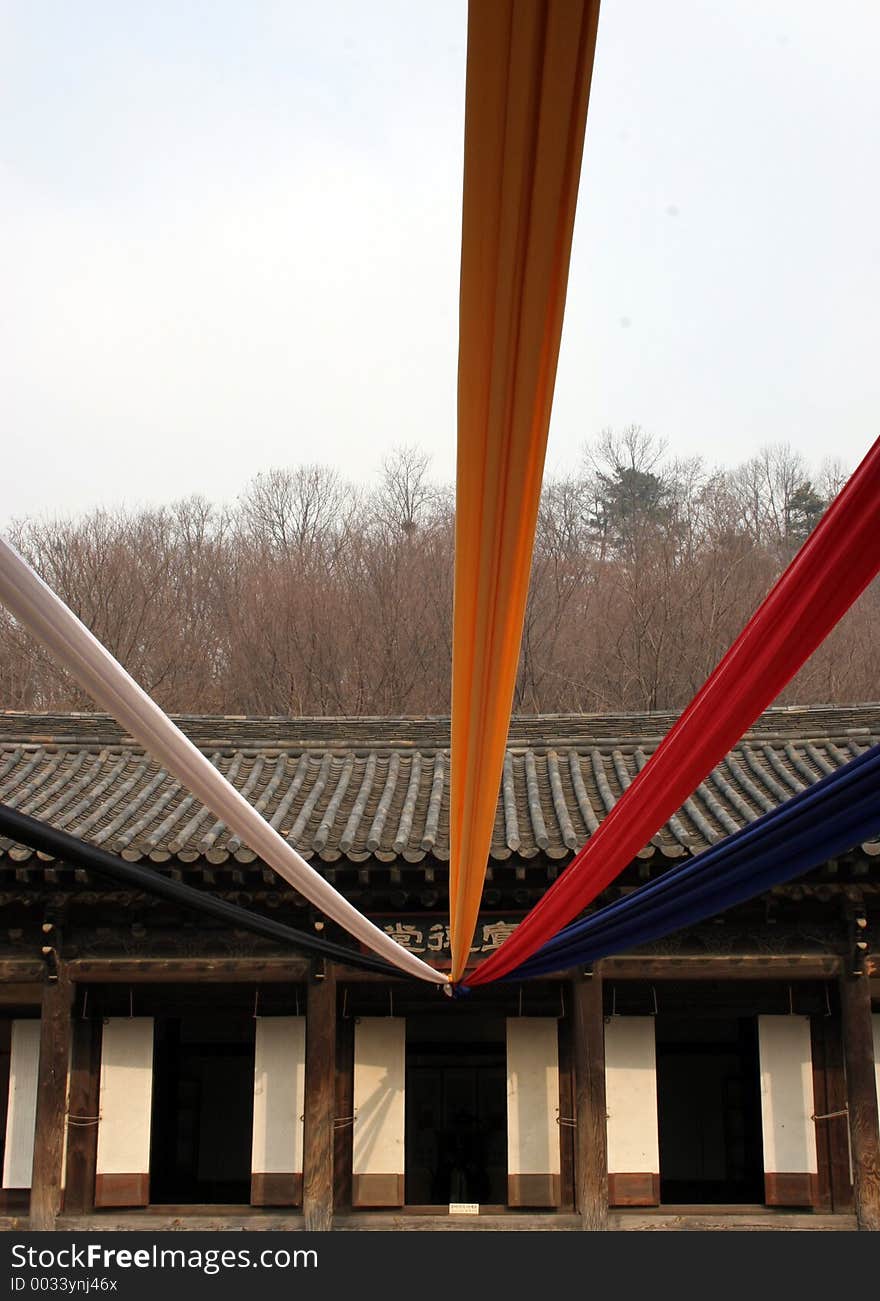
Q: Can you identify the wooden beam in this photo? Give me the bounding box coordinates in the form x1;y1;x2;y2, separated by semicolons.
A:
326;965;414;985
302;961;336;1231
62;1012;101;1215
839;972;880;1231
602;955;839;981
29;967;73;1231
67;957;309;983
3;953;843;987
570;972;607;1230
0;961;45;984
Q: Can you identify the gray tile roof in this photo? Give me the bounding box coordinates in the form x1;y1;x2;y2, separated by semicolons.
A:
0;705;878;867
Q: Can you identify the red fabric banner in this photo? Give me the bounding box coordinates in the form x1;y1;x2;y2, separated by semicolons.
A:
467;436;880;985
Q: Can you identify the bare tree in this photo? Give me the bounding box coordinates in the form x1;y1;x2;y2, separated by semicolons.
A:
373;446;440;536
1;436;873;719
238;465;354;555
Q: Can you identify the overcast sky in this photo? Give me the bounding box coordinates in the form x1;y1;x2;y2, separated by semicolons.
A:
2;0;878;523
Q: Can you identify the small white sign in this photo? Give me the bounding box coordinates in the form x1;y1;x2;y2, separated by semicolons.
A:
449;1202;480;1216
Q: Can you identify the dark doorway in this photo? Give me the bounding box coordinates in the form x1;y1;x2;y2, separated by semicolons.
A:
150;1015;255;1204
405;1016;507;1205
656;1016;764;1204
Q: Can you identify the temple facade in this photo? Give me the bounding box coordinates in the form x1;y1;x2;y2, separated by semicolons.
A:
0;705;878;1231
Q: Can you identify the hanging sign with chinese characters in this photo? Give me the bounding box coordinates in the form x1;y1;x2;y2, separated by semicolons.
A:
372;916;520;966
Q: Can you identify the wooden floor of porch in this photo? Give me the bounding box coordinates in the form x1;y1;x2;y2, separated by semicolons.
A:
0;1206;858;1232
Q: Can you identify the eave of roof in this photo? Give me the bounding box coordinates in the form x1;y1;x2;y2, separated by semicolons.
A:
0;704;878;868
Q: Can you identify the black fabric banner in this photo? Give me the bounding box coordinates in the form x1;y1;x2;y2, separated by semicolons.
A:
0;802;403;978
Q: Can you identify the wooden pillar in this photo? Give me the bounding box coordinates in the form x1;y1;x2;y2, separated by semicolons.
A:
571;971;608;1230
62;1010;102;1214
840;972;880;1231
302;961;336;1231
29;967;73;1230
811;1011;853;1212
333;1009;354;1212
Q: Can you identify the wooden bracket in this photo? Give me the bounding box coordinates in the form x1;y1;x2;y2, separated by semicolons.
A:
846;907;869;977
40;918;63;982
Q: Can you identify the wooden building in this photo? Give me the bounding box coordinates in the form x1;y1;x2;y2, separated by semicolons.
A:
0;705;878;1232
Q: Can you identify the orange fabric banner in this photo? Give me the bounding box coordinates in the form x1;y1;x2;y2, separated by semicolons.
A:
449;0;601;979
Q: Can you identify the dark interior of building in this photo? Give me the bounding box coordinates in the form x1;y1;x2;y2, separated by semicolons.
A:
150;1013;255;1204
655;1015;764;1204
405;1014;507;1205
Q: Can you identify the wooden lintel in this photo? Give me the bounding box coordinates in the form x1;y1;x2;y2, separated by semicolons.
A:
0;980;43;1004
600;955;840;981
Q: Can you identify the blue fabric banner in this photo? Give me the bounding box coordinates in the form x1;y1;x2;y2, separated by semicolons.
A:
501;742;880;980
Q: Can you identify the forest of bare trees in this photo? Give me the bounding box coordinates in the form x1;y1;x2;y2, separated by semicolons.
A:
1;431;877;718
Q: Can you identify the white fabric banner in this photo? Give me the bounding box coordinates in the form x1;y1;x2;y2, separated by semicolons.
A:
0;537;444;984
506;1018;560;1178
252;1016;306;1177
95;1017;155;1181
757;1015;818;1176
352;1018;406;1207
2;1020;41;1189
605;1016;660;1175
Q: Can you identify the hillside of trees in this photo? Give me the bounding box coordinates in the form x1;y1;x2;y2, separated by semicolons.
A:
2;430;877;718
